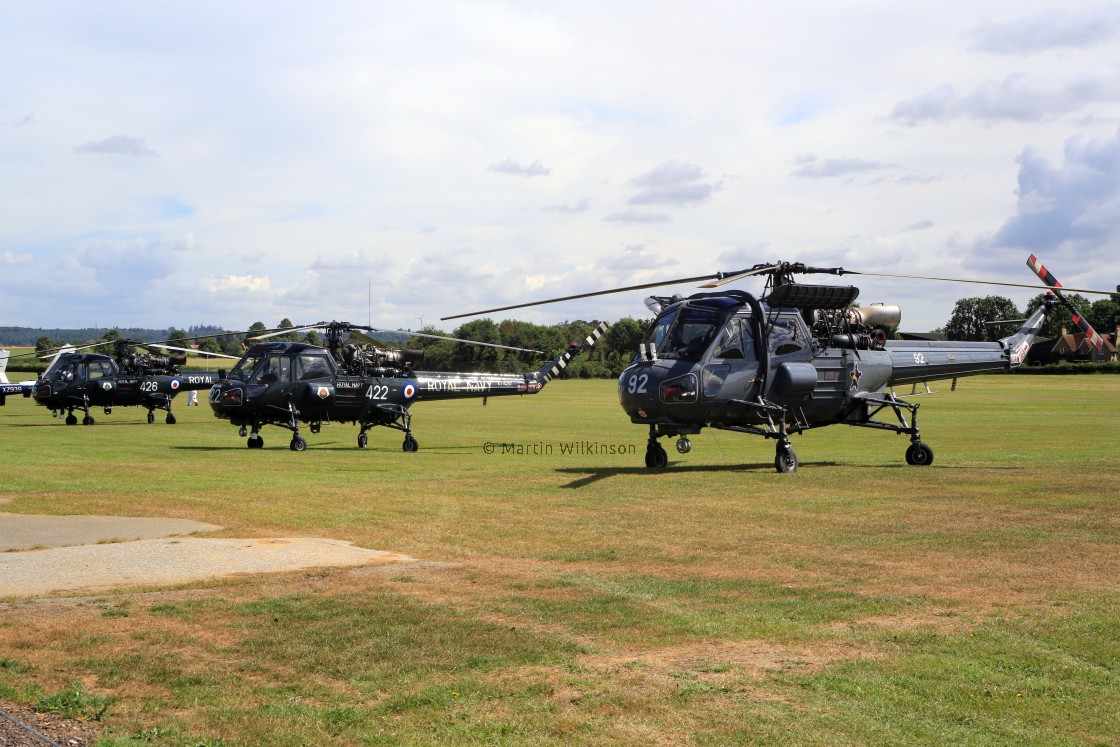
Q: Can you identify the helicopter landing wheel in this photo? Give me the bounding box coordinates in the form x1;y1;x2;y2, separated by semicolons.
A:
310;422;321;434
357;433;368;449
103;407;112;415
82;415;95;426
290;436;307;452
166;413;176;425
247;435;264;449
147;411;155;424
905;442;934;466
239;426;248;438
645;443;668;469
402;435;419;452
65;414;78;426
774;446;798;473
675;437;692;454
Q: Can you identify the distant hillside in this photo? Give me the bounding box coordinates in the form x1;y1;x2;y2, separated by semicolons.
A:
0;325;228;346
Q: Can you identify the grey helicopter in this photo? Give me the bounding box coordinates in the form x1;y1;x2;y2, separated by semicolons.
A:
442;254;1112;472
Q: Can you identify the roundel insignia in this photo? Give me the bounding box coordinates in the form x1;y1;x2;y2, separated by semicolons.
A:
402;383;416;399
317;386;330;399
101;381;112;391
170;378;181;390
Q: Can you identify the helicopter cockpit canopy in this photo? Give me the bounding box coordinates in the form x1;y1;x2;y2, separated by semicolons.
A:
644;305;725;362
229;345;337;384
44;355;118;383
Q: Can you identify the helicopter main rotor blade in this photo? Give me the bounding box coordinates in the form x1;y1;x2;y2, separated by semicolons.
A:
248;324;322;341
33;340;112;358
149;343;241;359
360;327;545;355
697;264;781;288
840;268;1115;296
440;272;724;320
443;257;1116;322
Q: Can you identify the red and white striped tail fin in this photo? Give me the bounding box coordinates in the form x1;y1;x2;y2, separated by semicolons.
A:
1026;254;1104;350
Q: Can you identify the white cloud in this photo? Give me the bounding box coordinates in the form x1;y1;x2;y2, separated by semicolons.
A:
626;161;719;206
207;275;272;293
891;68;1120;124
790;156;894;179
986;129;1120;264
487;158;551;177
970;6;1120;54
73;135;159;157
1;251;35;267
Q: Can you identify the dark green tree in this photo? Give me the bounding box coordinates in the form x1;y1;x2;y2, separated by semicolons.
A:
600;317;647;375
167;328;190;347
944;296;1021;342
35;335;62;356
1089;298;1120;335
275;318;298;342
196;336;223;355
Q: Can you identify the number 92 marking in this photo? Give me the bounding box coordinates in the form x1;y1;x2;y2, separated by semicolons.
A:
626;373;648;394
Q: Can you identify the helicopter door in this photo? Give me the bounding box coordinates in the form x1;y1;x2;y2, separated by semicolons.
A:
256;355;291;386
86;359;115;400
701;316;760;407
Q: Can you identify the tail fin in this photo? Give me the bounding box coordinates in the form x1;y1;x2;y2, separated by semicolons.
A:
1026;254;1105;350
1000;302;1050;368
535;321;612;385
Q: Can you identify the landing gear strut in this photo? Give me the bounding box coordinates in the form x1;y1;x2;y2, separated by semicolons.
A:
645;427;668;468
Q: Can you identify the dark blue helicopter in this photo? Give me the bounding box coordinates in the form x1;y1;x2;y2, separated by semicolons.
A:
208;321;611;451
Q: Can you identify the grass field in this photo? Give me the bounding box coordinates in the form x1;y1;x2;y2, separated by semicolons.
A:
1;375;1118;746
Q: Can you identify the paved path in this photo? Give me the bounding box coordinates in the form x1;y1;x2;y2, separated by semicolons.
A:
0;512;221;551
0;513;414;598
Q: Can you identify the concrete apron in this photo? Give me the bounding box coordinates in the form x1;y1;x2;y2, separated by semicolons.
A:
0;513;413;598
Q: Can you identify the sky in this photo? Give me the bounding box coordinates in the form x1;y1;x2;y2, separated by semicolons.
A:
2;1;1119;335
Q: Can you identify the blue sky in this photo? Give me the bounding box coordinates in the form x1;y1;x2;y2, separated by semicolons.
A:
2;1;1118;334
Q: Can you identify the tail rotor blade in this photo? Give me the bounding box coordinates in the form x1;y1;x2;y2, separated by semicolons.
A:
1026;254;1105;350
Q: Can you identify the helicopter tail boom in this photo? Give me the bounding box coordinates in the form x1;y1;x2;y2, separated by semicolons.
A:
410;321;611;401
884;300;1051;386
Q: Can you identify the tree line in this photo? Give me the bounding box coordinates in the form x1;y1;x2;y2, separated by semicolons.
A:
15;317;648;378
942;293;1120;342
10;292;1118;377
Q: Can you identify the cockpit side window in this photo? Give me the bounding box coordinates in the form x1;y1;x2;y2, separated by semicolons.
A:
257;356;291;384
645;309;678;351
712;317;757;361
771;319;806;357
229;353;265;382
295;354;334;381
52;362;80;382
88;360;114;379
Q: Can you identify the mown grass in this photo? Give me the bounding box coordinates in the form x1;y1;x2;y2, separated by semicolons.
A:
1;375;1118;745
